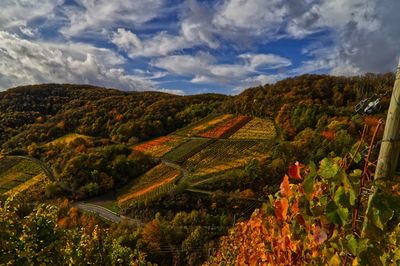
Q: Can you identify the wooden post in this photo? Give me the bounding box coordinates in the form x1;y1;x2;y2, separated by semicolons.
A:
374;59;400;180
361;59;400;237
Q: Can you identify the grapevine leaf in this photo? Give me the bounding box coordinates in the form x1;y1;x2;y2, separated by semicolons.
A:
280;175;292;198
326;201;341;225
313;226;327;244
318;157;340;179
346;234;358;255
274;198;288;221
304;161;316;197
337;207;349;225
328;253;341;266
349;142;363;164
349;187;357;206
288;161;302;180
334;186;347;206
349;169;362;180
372;209;384;230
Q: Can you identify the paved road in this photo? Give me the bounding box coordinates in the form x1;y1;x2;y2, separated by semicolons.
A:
186;188;267;203
75;202;143;225
161;159;189;184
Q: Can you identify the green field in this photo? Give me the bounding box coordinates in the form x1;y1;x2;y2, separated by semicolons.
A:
0;157;45;195
46;133;93;147
162;138;213;163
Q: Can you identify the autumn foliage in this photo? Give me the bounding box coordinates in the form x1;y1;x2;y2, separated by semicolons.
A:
206;155;400;265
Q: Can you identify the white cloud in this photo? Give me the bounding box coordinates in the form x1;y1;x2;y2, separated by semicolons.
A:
111;1;219;58
238;53;292;70
153;52;291;88
112;28;190;57
0;31;157;91
0;0;62;31
60;0;164;37
214;0;287;36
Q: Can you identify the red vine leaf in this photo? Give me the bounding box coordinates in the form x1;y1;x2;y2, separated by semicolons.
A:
290;199;299;220
275;198;289;221
280;175;292;198
288;161;303;180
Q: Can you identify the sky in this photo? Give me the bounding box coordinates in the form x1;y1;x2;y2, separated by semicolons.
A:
0;0;399;95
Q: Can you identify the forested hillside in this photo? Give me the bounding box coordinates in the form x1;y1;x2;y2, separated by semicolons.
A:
0;73;398;265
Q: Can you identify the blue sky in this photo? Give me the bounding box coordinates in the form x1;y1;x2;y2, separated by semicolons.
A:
0;0;399;95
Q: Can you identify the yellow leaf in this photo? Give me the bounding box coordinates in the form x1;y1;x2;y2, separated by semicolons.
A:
328;253;341;266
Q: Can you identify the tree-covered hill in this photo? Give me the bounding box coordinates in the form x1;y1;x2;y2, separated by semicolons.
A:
0;84;226;153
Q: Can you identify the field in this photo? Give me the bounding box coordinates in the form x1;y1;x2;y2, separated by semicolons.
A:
199;115;252;138
46;133;92;146
182;140;270;178
133;136;186;157
162;138;213;163
174;114;233;137
229;117;277;140
117;163;181;206
0;157;45;194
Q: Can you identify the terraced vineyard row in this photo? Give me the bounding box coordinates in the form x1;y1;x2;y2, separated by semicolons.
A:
162;138;214;163
199;115;252;138
174;114;233;137
0;158;44;194
117;163;180;206
229;117;277;140
182;140;269;178
133;136;186;157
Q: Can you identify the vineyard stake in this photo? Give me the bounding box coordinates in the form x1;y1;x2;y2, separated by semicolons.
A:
374;59;400;180
362;59;400;237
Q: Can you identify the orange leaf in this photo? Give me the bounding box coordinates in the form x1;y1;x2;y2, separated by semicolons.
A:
290;198;299;220
288;161;303;180
274;198;289;221
280;175;292;198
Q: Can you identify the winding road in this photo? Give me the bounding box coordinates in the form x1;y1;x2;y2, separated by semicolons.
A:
74;202;143;225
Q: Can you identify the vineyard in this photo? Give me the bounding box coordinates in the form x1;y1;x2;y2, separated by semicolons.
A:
174;114;233;137
162;138;213;163
182;140;269;178
0;157;44;194
229;117;277;140
117;163;181;207
5;173;49;197
133;136;186;157
199;115;252;138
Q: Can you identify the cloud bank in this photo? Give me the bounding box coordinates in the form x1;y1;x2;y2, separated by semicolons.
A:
0;0;398;94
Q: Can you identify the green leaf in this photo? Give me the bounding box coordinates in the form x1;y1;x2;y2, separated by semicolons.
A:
349;142;363;164
349;187;357;206
318;157;340;179
304;161;316;197
334;186;347;206
337;207;349;225
326;201;341;225
346;234;358;255
349;169;362;182
373;209;383;230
